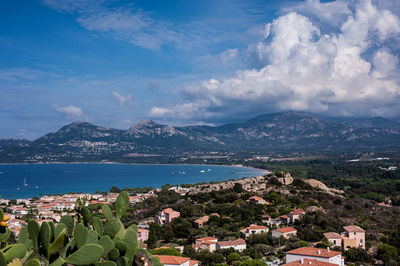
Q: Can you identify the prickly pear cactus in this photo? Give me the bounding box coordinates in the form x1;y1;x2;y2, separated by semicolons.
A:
0;192;162;265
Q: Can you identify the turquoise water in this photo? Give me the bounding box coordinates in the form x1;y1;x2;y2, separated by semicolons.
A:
0;164;263;199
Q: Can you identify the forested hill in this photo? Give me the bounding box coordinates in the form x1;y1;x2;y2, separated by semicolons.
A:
1;111;400;163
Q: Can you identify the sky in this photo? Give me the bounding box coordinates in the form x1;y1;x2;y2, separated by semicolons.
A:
1;0;400;139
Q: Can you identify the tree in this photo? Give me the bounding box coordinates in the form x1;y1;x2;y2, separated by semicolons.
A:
110;186;121;193
173;219;193;238
377;244;398;263
267;192;281;203
239;259;266;266
147;230;158;249
233;183;244;193
146;197;159;208
344;248;372;263
183;245;196;258
227;252;241;264
149;248;182;256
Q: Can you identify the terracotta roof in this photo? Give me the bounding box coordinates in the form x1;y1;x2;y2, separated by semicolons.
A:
218;238;246;247
276;227;297;233
194;216;209;223
249;196;264;201
343;225;365;232
286;247;341;258
197;237;217;242
162;208;176;213
283;258;337;266
189;260;199;266
154;255;190;265
245;224;269;230
291;209;305;215
138;228;148;233
201;241;216;245
280;215;289;219
323;232;341;239
262;215;271;218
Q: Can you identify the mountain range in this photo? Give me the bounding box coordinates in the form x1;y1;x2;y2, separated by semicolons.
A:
1;111;400;163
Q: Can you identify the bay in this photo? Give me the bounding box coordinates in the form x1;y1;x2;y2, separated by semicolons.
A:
0;163;263;199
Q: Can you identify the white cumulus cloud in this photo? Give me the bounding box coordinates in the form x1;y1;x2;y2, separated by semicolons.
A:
52;104;83;117
149;0;400;121
112;91;132;106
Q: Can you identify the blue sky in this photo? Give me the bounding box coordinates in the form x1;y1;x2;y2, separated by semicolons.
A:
1;0;400;139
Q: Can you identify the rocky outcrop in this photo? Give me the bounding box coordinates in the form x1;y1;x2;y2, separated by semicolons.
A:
305;205;325;213
304;179;344;195
278;172;293;185
187;173;343;197
188;176;268;195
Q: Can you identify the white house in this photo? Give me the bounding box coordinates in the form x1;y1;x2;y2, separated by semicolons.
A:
216;238;246;251
194;237;218;252
272;227;297;239
240;224;269;238
288;209;305;223
283;258;337;266
285;247;344;266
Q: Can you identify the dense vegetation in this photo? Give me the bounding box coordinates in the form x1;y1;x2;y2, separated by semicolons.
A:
246;159;400;203
118;178;400;265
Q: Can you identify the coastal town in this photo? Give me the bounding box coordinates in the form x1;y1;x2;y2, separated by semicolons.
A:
1;172;395;266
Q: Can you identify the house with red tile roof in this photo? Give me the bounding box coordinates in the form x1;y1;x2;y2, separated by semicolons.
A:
323;232;342;248
246;196;269;205
216;238;246;251
285;247;344;266
280;215;291;224
240;224;269;238
288;209;305;223
272;227;297;239
194;216;209;228
154;255;198;266
156;208;180;225
6;205;29;215
262;214;271;224
194;237;218;252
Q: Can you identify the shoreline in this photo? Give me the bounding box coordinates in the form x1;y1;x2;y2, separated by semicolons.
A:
0;161;270;174
0;163;270;199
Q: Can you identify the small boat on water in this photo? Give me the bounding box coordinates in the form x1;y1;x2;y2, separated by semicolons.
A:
200;170;205;173
24;177;28;187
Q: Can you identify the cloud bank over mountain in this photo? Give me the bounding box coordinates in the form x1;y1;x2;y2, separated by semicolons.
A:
150;0;400;122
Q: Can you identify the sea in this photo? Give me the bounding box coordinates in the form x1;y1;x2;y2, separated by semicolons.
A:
0;163;264;199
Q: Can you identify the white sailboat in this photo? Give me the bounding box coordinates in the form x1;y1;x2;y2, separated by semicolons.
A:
23;177;28;187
